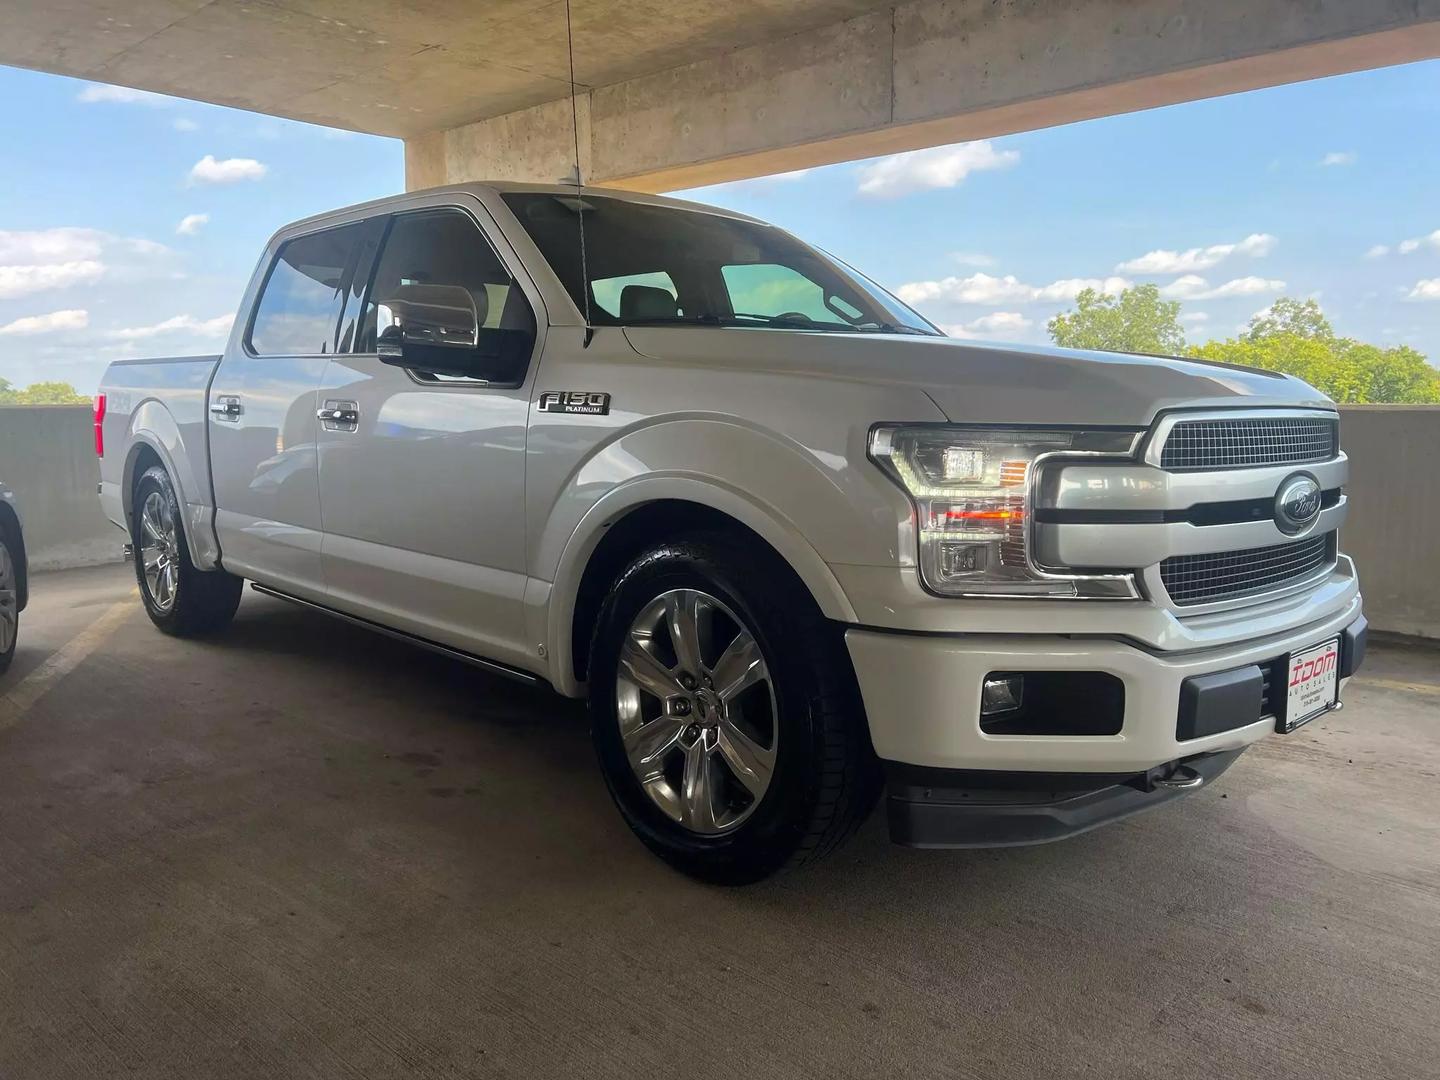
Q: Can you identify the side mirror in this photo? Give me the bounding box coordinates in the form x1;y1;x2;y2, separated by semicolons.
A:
376;323;533;384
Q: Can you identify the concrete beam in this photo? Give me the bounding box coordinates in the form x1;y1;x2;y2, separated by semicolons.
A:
408;0;1440;192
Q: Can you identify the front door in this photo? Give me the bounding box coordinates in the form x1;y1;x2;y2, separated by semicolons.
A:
315;206;540;669
209;221;375;600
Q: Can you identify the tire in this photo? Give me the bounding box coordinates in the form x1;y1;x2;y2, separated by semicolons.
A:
588;533;880;884
131;465;243;636
0;532;17;675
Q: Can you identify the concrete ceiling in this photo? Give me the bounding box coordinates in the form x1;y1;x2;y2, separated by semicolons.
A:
0;0;896;136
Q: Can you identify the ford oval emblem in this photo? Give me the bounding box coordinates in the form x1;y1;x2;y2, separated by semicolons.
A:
1275;474;1323;535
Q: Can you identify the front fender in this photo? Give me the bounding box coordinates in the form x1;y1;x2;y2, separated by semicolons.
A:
533;416;913;695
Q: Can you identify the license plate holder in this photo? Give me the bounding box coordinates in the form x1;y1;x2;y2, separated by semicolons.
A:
1279;637;1340;733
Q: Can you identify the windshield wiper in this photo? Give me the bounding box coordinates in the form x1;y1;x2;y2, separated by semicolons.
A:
851;322;941;337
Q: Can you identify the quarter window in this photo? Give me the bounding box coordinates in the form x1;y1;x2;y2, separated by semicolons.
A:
248;224;363;356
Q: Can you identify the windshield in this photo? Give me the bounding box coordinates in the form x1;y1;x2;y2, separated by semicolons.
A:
502;193;940;335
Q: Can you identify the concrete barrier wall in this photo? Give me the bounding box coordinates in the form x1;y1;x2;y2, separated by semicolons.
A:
1337;405;1440;641
0;406;121;571
1;404;1436;637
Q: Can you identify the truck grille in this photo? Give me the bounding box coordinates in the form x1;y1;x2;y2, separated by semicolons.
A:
1160;416;1337;471
1161;534;1333;607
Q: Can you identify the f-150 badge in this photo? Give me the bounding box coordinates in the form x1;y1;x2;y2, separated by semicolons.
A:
539;391;611;415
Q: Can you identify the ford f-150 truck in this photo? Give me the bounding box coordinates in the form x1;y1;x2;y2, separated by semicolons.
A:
97;183;1366;882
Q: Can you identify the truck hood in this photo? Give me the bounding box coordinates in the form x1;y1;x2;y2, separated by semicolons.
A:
622;328;1332;426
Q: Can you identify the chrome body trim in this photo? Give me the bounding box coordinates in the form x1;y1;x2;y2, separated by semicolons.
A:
1035;497;1347;568
1040;453;1348;512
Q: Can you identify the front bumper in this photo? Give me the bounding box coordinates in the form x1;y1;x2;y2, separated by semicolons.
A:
885;749;1245;848
846;591;1365;775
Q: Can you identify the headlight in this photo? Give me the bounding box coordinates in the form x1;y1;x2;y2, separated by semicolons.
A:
868;425;1141;598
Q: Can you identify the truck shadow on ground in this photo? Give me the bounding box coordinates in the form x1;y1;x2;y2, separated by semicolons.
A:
189;591;1276;923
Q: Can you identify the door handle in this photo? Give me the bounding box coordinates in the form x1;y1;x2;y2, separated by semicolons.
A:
317;407;359;424
210;397;242;420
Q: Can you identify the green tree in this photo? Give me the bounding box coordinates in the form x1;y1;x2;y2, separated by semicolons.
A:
1243;297;1332;341
0;380;91;405
1047;284;1185;355
1189;297;1440;404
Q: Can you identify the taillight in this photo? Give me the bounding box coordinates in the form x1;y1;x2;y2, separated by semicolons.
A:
93;393;106;457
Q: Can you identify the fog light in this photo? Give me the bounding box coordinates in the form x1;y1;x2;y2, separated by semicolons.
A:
981;675;1024;716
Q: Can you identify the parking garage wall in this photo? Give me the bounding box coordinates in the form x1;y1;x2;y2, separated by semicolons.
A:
0;403;1435;637
1337;405;1440;640
0;406;120;571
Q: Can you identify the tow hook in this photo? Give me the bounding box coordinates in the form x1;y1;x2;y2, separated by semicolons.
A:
1153;764;1204;790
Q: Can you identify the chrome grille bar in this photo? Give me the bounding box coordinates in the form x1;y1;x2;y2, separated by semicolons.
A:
1160;535;1333;607
1160;416;1337;471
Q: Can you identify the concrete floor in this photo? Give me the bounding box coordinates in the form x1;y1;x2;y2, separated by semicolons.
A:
2;564;1437;1080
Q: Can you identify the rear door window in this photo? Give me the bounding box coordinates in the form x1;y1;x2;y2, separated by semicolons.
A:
355;208;535;359
248;224;364;356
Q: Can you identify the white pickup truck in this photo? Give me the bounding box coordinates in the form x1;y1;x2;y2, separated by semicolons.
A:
97;183;1366;882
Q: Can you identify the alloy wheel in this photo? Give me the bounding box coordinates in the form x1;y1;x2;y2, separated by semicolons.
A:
615;588;779;835
139;491;179;612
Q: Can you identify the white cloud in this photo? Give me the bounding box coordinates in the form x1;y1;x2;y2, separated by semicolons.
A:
1116;233;1276;274
107;313;234;340
1401;229;1440;255
0;260;106;299
897;272;1132;307
1179;312;1210;325
173;117;200;132
1407;279;1440;301
188;155;267;185
951;252;997;268
1320;151;1357;167
0;309;89;336
1365;244;1391;259
857;140;1019;198
0;227;176;300
942;312;1032;339
0;227;106;264
77;83;174;107
176;213;209;236
1160;275;1285;301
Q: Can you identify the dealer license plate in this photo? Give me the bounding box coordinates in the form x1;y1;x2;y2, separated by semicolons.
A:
1280;637;1340;733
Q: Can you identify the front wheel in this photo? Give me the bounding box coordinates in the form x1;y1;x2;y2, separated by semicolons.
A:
131;465;243;636
588;534;879;884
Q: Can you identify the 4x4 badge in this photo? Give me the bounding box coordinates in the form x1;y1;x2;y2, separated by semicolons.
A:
539;391;611;415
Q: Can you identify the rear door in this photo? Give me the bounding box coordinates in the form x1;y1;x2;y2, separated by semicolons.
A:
209;220;380;600
314;201;544;669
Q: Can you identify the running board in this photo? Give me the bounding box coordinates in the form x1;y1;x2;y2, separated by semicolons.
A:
248;582;542;686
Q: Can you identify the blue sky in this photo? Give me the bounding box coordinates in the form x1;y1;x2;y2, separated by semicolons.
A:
2;59;1438;393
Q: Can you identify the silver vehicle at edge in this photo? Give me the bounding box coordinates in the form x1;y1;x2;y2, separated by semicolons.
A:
95;183;1366;882
0;480;26;675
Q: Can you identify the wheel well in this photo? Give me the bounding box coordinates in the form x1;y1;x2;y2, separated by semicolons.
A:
569;499;807;684
122;443;164;529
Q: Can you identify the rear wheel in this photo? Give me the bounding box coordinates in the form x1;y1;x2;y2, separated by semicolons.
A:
132;465;242;636
0;533;17;674
588;534;879;884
